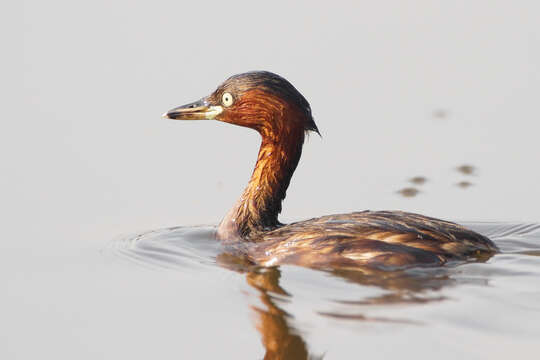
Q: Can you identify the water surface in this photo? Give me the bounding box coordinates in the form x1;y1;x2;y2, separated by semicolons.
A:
107;221;540;359
12;1;540;359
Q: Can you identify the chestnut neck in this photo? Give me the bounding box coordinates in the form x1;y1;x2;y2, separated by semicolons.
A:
216;123;305;242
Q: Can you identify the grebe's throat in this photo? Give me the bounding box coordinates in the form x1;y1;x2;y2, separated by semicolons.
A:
217;127;305;242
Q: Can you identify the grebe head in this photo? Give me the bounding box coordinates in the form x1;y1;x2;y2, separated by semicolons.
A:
164;71;320;239
164;71;319;136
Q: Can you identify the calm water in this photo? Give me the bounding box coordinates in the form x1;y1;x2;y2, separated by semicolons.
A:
106;222;540;358
12;1;540;359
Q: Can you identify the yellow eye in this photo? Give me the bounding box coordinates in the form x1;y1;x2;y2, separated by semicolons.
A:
222;92;234;107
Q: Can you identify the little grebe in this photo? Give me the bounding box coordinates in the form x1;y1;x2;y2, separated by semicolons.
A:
164;71;498;269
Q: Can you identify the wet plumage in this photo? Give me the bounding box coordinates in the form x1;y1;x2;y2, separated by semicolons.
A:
165;71;498;270
248;211;496;269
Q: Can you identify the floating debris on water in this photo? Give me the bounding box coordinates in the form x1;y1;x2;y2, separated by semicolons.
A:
409;176;427;185
397;187;419;197
432;109;450;119
457;164;475;175
457;181;473;188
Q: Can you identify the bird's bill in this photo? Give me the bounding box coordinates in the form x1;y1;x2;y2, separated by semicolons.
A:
163;98;223;120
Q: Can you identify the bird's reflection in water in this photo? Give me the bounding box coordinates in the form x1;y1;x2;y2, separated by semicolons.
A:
217;253;316;359
216;251;494;360
249;269;313;360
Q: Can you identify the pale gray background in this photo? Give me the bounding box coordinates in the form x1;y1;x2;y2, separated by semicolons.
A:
5;1;540;359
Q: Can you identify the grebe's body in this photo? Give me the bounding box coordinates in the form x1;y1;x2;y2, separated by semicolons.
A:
165;71;497;269
247;211;495;269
